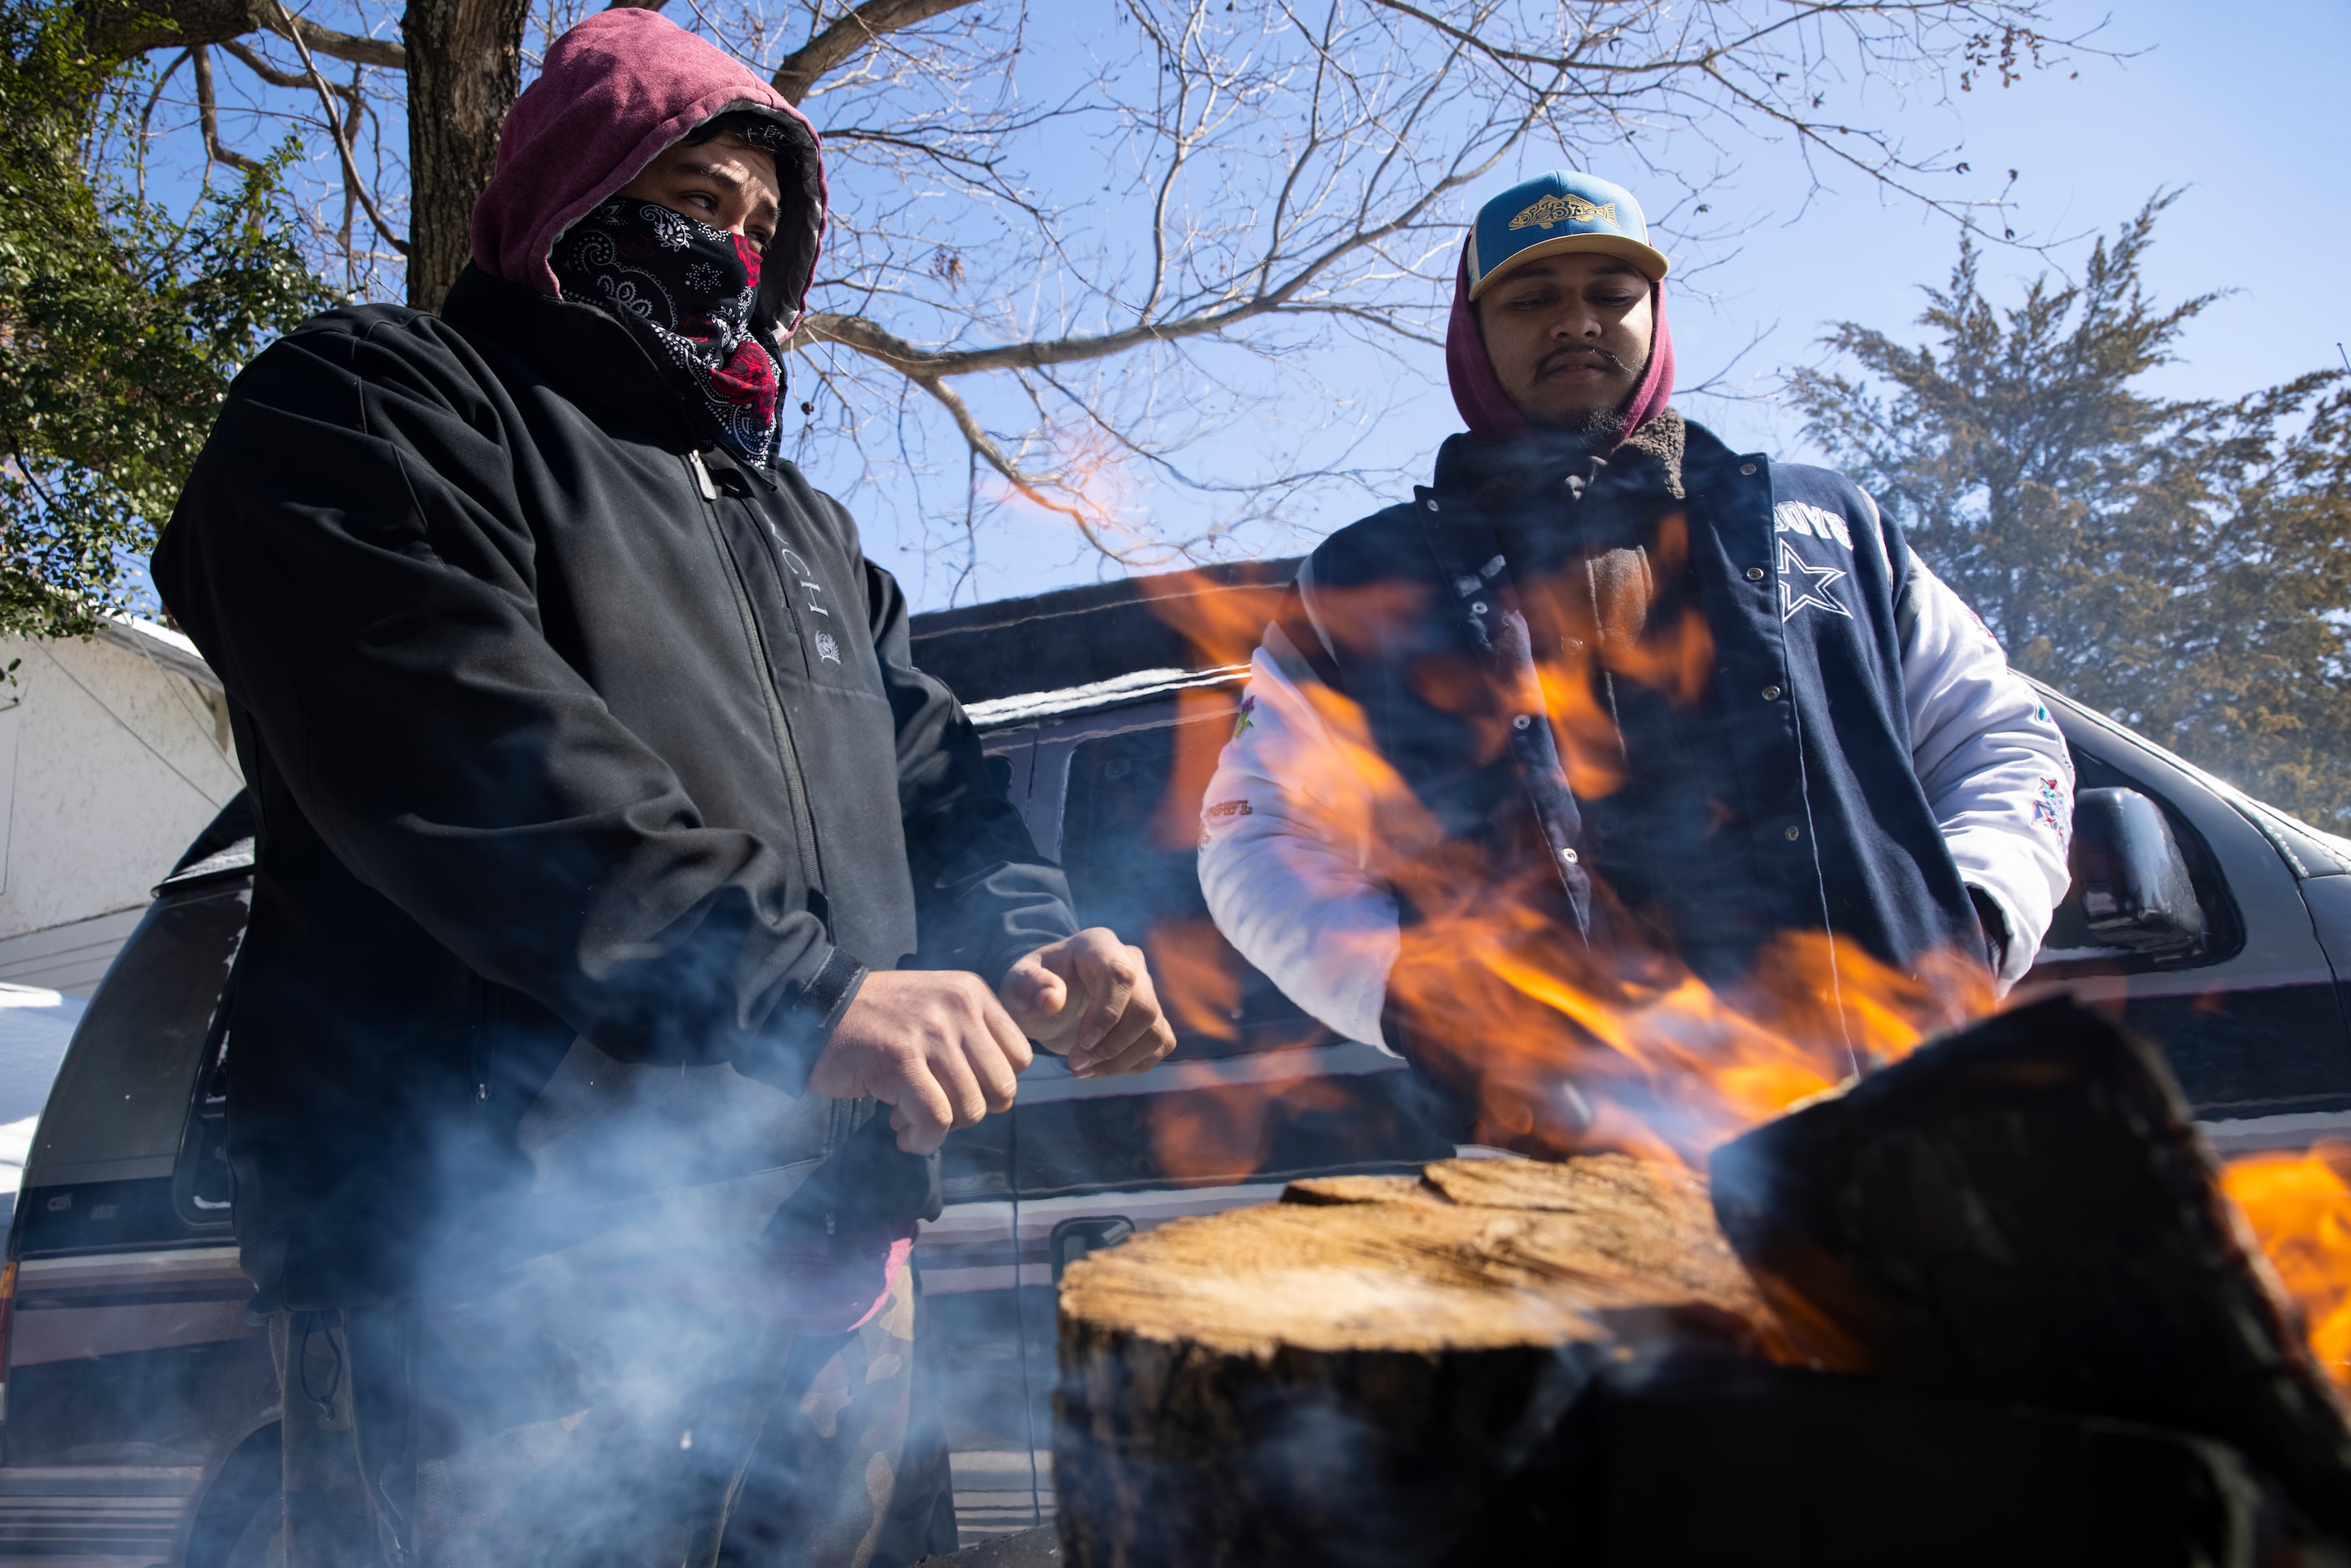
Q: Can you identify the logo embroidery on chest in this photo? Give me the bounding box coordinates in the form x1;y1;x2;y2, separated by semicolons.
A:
771;537;844;664
1777;538;1852;622
1773;500;1853;550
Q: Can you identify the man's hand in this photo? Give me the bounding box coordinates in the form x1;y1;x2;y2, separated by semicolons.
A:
1000;928;1178;1079
808;971;1033;1154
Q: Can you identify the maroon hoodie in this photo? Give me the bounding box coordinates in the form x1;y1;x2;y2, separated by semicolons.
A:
1444;240;1676;443
469;8;827;345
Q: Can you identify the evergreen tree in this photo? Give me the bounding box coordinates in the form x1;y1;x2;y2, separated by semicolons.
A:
0;2;330;638
1791;196;2351;822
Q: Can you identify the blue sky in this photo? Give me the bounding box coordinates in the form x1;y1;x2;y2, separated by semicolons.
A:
121;0;2351;618
831;0;2351;612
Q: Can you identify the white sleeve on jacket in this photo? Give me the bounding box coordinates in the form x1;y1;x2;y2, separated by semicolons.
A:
1896;549;2075;989
1197;630;1402;1051
1198;534;2078;1033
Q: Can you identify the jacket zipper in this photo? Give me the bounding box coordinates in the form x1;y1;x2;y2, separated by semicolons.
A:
685;449;823;888
710;448;823;688
471;972;492;1105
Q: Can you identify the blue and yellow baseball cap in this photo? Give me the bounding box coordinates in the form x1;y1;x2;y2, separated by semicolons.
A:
1465;171;1669;298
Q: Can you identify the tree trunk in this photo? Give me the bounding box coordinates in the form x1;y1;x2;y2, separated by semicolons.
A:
1051;1154;1782;1568
1709;995;2351;1539
401;0;525;311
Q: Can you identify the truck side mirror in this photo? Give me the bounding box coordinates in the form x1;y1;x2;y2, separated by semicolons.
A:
2070;787;2205;958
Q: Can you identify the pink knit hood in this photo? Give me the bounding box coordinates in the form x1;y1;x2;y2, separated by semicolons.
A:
1445;240;1675;445
469;9;826;341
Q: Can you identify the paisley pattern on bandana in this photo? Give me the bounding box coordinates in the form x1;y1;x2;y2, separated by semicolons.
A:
553;195;783;463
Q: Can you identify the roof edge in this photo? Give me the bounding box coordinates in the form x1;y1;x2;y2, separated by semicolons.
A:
97;617;220;693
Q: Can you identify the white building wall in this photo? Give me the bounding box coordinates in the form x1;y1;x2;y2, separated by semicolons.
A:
0;621;244;992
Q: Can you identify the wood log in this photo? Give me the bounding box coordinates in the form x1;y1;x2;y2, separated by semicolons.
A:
1709;995;2351;1537
1052;1154;1781;1568
1562;1357;2285;1567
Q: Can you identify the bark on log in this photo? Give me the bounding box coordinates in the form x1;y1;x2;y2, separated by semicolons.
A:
1709;995;2351;1537
1052;1154;1782;1568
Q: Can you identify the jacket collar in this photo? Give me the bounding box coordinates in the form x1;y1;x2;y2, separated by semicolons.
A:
441;264;702;450
1431;408;1693;515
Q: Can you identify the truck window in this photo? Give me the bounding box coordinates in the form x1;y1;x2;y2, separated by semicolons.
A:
2030;751;2347;1118
18;887;246;1249
1059;715;1339;1060
2035;750;2244;970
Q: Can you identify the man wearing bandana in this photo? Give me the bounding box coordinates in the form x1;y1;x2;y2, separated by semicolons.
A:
1197;171;2076;1151
154;13;1173;1564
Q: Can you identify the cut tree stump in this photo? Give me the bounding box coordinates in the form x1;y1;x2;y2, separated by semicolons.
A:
1052;1154;1781;1568
1710;995;2351;1537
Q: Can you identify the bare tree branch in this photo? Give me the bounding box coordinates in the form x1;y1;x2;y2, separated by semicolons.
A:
770;0;977;103
94;0;2105;573
266;0;410;254
265;11;405;69
79;0;405;72
220;34;363;99
904;372;1150;563
191;43;266;172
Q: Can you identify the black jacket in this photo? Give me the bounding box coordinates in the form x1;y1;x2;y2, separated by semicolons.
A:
153;266;1076;1307
1275;416;1981;996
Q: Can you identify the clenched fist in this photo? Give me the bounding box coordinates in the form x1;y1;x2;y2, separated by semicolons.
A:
808;970;1031;1155
805;929;1179;1153
999;928;1178;1080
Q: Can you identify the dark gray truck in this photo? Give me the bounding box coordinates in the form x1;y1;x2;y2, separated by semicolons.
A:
3;561;2347;1563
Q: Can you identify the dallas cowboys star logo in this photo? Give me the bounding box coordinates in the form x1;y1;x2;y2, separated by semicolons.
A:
1778;538;1852;622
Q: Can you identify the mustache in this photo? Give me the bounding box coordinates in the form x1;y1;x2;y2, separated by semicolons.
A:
1538;343;1635;377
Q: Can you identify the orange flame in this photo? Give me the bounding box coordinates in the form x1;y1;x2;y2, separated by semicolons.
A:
1144;917;1243;1043
1137;569;2351;1387
1138;564;1994;1172
1145;1072;1360;1186
2221;1145;2351;1393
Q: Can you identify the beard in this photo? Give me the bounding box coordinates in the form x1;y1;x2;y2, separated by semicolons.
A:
1573;402;1633;442
1531;342;1647;437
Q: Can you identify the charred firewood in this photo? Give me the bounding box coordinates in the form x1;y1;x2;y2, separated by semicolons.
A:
1709;995;2351;1537
1051;1155;1781;1568
1553;1353;2291;1567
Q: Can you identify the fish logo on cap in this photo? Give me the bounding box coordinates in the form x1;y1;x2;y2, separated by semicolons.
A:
1467;170;1669;298
1509;193;1621;233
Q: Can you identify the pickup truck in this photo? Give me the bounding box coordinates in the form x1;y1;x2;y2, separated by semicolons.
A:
3;560;2345;1563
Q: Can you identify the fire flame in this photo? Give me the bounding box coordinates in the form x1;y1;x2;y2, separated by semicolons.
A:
1145;1072;1361;1186
1133;566;2351;1388
1100;566;2351;1401
1143;916;1244;1043
1142;566;1993;1170
2221;1145;2351;1393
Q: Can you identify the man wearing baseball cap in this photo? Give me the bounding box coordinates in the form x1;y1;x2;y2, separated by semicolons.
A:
1195;171;2075;1147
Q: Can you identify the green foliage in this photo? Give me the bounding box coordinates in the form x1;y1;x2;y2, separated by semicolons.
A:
0;1;332;638
1790;197;2351;822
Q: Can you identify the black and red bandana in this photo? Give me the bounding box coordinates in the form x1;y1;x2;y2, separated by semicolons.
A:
552;195;783;464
